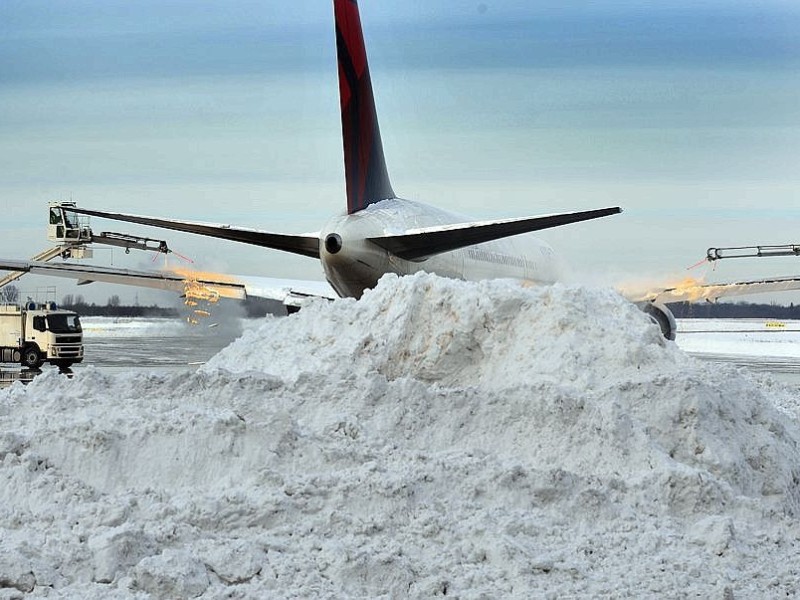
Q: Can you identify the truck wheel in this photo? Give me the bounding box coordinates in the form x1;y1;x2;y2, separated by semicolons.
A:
22;346;42;370
54;360;74;371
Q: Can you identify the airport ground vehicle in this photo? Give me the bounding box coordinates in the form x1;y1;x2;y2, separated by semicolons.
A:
0;300;83;369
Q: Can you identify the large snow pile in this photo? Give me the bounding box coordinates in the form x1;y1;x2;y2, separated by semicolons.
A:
2;273;800;598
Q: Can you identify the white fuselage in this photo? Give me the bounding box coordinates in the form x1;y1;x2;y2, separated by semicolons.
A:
319;198;561;298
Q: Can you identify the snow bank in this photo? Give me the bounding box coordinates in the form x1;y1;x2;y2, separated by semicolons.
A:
2;273;800;598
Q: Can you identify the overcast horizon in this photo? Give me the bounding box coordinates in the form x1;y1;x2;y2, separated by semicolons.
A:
1;0;799;305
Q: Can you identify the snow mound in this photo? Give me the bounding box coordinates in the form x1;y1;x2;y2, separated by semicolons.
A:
204;273;678;387
2;273;800;598
201;274;800;514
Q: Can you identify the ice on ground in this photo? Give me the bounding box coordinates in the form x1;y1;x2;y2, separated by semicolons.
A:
2;273;800;598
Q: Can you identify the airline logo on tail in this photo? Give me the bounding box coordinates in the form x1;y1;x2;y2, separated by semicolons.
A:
335;0;395;214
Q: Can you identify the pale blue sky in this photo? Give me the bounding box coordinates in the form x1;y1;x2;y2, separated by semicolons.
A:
1;0;799;303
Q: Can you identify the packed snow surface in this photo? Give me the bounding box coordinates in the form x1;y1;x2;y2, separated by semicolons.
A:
2;273;800;598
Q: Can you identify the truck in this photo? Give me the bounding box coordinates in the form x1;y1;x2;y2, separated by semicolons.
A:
0;301;84;370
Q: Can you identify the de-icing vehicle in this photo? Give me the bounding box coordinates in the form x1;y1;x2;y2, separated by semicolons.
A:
0;297;83;370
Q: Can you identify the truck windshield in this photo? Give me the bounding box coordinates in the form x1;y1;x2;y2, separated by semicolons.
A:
46;314;82;333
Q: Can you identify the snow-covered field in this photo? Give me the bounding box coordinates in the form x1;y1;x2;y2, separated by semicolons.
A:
678;318;800;359
2;274;800;598
677;318;800;384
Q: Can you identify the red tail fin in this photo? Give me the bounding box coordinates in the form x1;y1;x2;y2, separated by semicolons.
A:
334;0;395;214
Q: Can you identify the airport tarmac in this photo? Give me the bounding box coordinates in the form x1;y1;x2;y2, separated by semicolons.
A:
0;316;242;386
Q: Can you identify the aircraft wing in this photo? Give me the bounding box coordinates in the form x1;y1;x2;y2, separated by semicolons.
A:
626;276;800;304
64;206;321;259
65;205;619;263
367;207;621;260
0;259;337;308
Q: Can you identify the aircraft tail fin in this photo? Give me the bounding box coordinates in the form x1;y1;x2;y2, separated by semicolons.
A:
334;0;395;214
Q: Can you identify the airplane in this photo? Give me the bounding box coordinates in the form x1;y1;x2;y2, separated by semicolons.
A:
2;0;798;341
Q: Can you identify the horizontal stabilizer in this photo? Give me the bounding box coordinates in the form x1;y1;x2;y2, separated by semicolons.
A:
65;207;321;259
368;207;621;261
